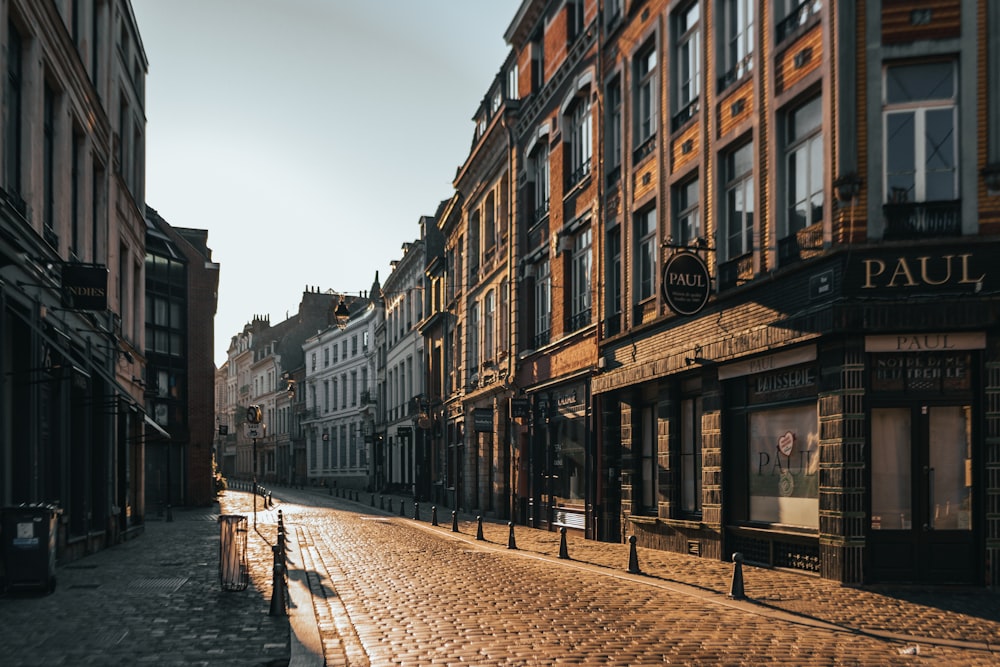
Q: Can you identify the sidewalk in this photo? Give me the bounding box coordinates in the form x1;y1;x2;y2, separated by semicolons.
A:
308;486;1000;658
0;502;288;667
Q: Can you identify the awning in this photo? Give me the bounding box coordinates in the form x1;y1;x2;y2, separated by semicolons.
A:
144;413;171;440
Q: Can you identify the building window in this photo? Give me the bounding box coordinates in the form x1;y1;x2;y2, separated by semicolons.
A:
567;0;584;41
323;381;329;413
606;77;622;182
606;0;623;26
567;98;592;189
332;378;338;411
468;301;480;377
641;405;656;511
786;96;824;235
634;41;657;155
606;225;622;333
4;22;24;202
311;353;317;372
634;207;657;301
720;0;754;89
484;191;496;255
341;373;347;408
570;227;592;331
724;141;754;260
43;81;57;240
351;371;357;406
679;394;703;516
534;259;551;348
884;61;957;203
531;146;550;222
483;291;495;363
352;335;358;356
673;176;701;246
499;280;510;356
324;347;330;367
673;2;701;129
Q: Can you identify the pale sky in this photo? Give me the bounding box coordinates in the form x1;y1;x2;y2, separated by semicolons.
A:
131;1;519;366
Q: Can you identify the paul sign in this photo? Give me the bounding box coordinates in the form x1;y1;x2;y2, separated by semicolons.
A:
661;251;710;316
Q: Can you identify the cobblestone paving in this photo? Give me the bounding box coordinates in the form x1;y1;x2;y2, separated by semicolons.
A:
0;500;288;666
271;488;1000;666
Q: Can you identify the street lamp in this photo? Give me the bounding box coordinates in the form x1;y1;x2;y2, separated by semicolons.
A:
247;404;263;528
333;297;351;330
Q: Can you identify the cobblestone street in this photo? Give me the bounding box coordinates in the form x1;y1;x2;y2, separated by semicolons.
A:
249;488;1000;666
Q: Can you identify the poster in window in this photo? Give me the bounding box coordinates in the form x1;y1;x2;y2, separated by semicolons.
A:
748;404;819;528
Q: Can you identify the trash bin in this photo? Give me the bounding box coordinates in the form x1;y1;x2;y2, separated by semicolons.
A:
2;503;61;594
218;514;249;591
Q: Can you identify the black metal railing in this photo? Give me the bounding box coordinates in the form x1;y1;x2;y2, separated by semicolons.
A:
568;308;592;332
566;159;591;191
717;55;753;92
776;0;822;44
532;330;551;349
604;313;622;337
882;200;961;240
718;252;754;291
532;200;550;226
632;136;656;164
671;99;700;132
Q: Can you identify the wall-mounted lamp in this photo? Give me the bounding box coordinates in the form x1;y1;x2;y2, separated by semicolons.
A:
684;344;713;367
833;173;863;203
981;163;1000;195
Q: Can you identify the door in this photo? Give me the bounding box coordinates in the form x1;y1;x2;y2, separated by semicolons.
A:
869;405;977;583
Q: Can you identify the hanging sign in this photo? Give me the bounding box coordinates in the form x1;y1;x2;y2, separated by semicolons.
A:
661;252;711;316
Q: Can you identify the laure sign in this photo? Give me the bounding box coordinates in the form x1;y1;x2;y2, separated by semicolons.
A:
661;252;711;316
61;264;108;310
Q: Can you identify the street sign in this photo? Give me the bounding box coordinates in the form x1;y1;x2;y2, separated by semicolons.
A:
244;423;265;439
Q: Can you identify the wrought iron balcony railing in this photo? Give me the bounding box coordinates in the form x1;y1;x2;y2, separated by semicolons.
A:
882;200;961;241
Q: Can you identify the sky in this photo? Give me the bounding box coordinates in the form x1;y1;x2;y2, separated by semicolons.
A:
131;1;520;367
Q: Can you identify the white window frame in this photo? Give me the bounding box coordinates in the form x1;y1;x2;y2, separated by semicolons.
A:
568;99;593;186
676;2;701;111
634;207;657;301
724;142;754;260
634;42;657;148
673;176;701;246
785;96;824;235
534;258;551;346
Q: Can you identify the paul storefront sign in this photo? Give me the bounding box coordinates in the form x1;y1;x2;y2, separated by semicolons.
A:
661;252;711;316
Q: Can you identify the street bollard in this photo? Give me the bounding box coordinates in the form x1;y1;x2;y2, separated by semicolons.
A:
559;526;569;559
371;493;375;507
269;545;287;616
380;495;385;510
476;516;484;541
431;506;438;526
452;510;459;533
729;552;746;600
400;499;406;517
388;498;393;513
268;492;274;508
414;502;420;521
627;535;641;574
507;522;517;549
166;503;173;523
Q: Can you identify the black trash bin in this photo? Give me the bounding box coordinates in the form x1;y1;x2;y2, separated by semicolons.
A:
2;503;61;593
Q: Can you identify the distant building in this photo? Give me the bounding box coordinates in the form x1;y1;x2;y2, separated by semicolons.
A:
217;288;342;485
300;278;380;490
143;207;219;508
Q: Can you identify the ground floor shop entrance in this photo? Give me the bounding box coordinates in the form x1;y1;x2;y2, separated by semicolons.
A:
869;404;977;584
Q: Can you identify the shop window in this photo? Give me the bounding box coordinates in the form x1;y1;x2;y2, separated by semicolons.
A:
748;403;819;528
679;395;703;516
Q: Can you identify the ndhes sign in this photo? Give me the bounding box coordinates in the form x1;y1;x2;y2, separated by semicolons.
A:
661;252;711;316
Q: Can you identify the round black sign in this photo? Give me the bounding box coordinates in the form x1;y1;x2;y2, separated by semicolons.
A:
661;252;711;316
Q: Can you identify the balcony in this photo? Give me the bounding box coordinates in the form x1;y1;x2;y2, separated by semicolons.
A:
718;252;754;291
568;308;592;332
632;136;656;164
671;99;700;132
778;222;823;268
532;330;551;350
776;0;822;44
566;160;591;191
882;201;961;241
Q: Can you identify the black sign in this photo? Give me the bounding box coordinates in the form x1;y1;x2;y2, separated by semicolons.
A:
473;408;494;433
61;264;108;310
397;426;413;437
661;252;710;316
510;398;530;419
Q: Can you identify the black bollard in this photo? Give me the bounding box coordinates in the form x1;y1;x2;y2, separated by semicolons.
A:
414;502;420;521
371;493;375;507
400;499;406;517
388;497;393;513
269;546;287;616
476;516;484;541
507;522;517;549
729;552;746;600
559;526;569;559
627;535;641;574
380;495;384;510
431;506;438;526
452;510;459;533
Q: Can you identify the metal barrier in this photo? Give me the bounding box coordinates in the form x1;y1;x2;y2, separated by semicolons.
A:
218;514;249;591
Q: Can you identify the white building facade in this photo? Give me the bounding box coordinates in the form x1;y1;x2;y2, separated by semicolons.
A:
302;296;378;489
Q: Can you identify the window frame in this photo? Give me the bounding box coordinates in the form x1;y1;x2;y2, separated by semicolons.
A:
570;226;593;330
634;41;658;151
673;176;701;246
634;207;657;302
785;95;824;236
534;258;552;348
724;141;755;260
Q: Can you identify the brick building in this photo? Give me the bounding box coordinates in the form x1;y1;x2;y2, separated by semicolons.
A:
143;207;219;509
